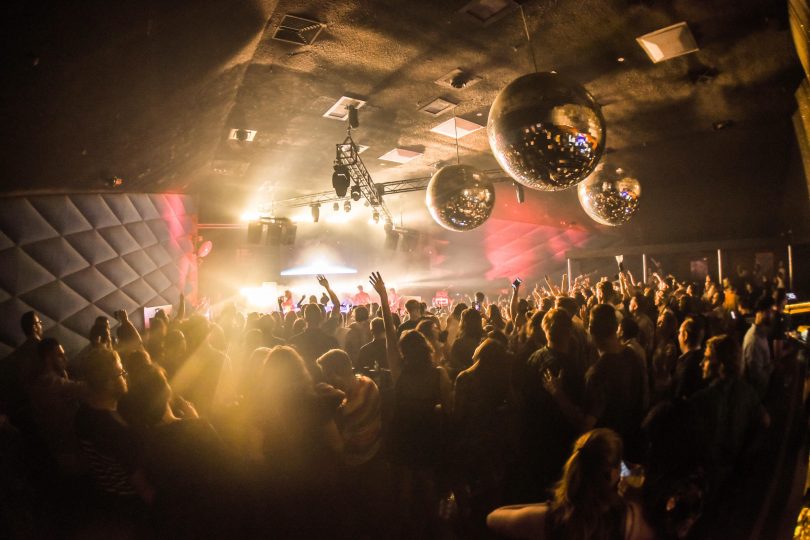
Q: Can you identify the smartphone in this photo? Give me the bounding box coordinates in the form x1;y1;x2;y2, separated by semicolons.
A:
620;460;631;478
786;292;797;301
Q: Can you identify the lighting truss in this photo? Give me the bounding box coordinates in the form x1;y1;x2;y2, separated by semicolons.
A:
334;136;392;222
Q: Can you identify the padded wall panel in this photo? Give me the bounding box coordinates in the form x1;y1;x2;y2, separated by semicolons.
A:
0;194;196;357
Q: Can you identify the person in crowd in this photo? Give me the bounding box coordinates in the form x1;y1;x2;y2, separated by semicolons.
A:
357;317;388;372
630;294;655;357
119;363;240;538
288;275;341;380
370;272;453;539
453;338;514;533
487;428;656;540
445;302;466;348
651;310;679;404
486;304;506;332
397;299;423;336
249;345;345;537
550;304;646;463
690;335;769;495
619;317;649;412
519;308;585;500
74;348;149;505
673;317;705;399
0;311;43;424
742;295;774;401
353;284;372;306
416;318;446;367
161;329;187;378
171;316;229;416
344;305;372;367
449;308;485;380
144;317;167;365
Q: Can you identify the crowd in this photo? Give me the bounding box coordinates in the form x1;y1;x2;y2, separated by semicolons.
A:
0;262;797;539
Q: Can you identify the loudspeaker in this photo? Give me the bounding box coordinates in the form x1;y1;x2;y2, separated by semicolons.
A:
281;223;297;245
266;224;282;245
384;229;399;251
247;222;264;244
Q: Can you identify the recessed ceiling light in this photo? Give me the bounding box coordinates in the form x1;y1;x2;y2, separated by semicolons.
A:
636;22;699;63
338;142;369;154
323;96;367;121
617;57;625;63
378;148;423;164
272;14;324;45
430;117;484;139
435;68;482;90
419;97;456;116
228;128;257;142
458;0;519;26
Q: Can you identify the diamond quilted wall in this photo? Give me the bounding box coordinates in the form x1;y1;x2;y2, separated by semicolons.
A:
0;194;197;358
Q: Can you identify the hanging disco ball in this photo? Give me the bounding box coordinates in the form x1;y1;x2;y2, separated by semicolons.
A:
425;164;495;232
577;166;641;226
488;72;606;191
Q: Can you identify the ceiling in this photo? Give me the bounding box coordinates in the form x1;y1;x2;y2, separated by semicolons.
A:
3;0;808;251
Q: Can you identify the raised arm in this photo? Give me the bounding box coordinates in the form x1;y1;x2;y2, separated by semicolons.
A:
509;279;521;322
317;274;341;320
369;271;401;381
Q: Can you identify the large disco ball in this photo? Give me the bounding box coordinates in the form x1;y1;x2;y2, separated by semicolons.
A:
488;72;606;191
577;166;641;226
425;164;495;231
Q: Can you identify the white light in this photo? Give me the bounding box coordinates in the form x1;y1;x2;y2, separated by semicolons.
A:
281;264;357;276
240;211;260;222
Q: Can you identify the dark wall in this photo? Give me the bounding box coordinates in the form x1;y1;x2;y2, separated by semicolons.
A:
0;194;197;357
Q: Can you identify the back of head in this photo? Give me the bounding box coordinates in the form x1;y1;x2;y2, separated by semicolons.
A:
259;346;312;398
540;297;556;313
754;295;774;314
706;334;741;378
399;330;433;371
543;308;573;345
460;308;483;338
317;349;353;382
550;429;623;536
120;364;171;428
619;317;640;341
416;318;436;339
405;299;420;315
304;303;323;326
589;304;618;344
370;317;385;336
680;317;703;348
452;303;467;319
487;329;509;347
124;350;152;378
354;305;369;323
83;348;123;395
597;280;615;303
555;296;579;318
473;338;507;370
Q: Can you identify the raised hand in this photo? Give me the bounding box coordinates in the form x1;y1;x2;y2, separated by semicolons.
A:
317;274;330;289
369;271;386;297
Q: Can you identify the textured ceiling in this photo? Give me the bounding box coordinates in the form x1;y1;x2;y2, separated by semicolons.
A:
3;0;808;245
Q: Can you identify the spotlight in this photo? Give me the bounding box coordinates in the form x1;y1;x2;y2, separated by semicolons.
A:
311;204;320;223
350;185;362;201
344;200;351;213
104;176;124;188
372;210;380;223
333;202;340;212
332;165;350;197
514;182;525;204
348;105;359;129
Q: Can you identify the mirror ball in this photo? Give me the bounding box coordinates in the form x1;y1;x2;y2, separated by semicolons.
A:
577;166;641;226
488;72;606;191
426;164;495;231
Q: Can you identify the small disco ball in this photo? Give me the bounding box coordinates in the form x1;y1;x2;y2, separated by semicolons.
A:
488;72;606;191
577;166;641;226
425;164;495;231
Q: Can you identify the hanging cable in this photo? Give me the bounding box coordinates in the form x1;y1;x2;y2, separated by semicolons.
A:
520;4;538;72
453;107;460;165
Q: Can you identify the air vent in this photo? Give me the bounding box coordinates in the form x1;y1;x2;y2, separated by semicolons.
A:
419;97;457;116
430;117;484;139
459;0;519;26
323;96;367;121
228;128;257;142
636;22;699;63
378;148;423;164
272;14;324;45
435;68;482;90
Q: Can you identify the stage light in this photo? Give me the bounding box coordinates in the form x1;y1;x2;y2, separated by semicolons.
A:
372;210;380;223
333;202;340;212
332;165;350;197
311;204;320;223
350;185;362;201
348;105;359;129
344;200;351;212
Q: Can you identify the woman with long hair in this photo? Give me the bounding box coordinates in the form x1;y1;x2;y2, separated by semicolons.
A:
487;429;655;540
449;308;485;380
